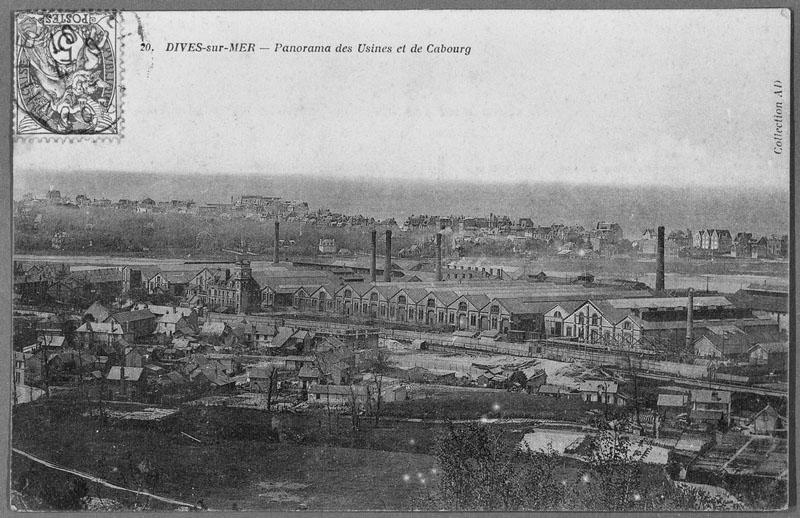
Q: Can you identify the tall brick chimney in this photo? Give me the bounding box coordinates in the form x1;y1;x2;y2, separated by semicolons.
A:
273;220;280;264
384;230;392;282
370;229;377;283
685;288;694;348
436;232;442;282
656;226;665;291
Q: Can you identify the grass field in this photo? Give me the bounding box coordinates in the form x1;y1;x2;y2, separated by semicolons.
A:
13;395;783;511
169;444;438;511
12;399;437;511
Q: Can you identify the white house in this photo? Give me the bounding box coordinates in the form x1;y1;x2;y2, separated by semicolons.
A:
318;238;337;254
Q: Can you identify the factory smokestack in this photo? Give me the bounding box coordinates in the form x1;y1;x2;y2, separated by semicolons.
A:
273;221;280;264
370;229;377;283
656;226;665;291
436;232;442;282
686;288;694;348
384;230;392;282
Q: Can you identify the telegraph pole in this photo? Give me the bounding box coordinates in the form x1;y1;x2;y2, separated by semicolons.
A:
113;322;127;399
37;322;51;399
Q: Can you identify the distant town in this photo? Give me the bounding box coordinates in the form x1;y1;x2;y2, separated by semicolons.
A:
12;187;789;512
14;188;789;261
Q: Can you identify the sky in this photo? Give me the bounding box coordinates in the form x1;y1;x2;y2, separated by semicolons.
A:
14;9;791;189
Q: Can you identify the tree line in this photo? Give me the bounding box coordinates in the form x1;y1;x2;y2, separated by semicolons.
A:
15;205;423;257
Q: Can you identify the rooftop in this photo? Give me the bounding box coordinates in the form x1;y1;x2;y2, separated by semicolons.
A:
107;310;155;324
76;322;125;335
577;380;618;394
201;322;228;335
745;282;788;295
298;365;321;378
106;366;144;381
657;394;688;407
157;313;186;324
145;305;195;317
691;389;731;404
606;296;732;310
729;292;788;313
750;342;788;354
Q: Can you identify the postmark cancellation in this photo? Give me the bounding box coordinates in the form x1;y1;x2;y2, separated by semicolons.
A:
14;11;120;138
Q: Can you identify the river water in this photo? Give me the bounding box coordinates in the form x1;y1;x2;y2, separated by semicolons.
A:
14;254;787;294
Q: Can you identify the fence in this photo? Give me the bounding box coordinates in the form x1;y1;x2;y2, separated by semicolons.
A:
635;359;708;379
12;448;200;510
207;312;379;335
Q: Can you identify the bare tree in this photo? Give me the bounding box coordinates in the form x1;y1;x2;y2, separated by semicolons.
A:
624;350;643;430
348;384;362;432
116;337;127;399
435;422;736;511
38;327;52;399
264;365;280;411
365;349;390;425
433;422;562;510
580;428;653;511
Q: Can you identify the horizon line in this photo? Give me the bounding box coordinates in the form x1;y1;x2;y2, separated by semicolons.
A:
12;170;790;192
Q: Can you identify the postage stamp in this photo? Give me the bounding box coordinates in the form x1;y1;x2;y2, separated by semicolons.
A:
14;11;119;137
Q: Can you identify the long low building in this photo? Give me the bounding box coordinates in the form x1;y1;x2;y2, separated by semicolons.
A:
251;278;780;353
282;280;653;339
53;258;782;355
544;296;737;342
283;284;780;353
543;296;782;351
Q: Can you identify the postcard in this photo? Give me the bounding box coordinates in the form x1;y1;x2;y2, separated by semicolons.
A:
9;8;791;512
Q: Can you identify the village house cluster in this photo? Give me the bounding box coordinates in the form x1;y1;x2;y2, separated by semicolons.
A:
15;189;397;227
638;228;788;259
14;298;396;410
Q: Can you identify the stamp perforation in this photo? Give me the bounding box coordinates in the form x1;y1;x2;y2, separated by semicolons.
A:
13;9;123;142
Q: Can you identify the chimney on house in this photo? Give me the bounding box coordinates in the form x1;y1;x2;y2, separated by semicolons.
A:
273;221;280;264
384;230;392;282
436;232;443;282
656;226;665;291
685;288;694;348
370;229;377;283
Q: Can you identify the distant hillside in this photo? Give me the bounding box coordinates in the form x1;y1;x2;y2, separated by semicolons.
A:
14;171;789;238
